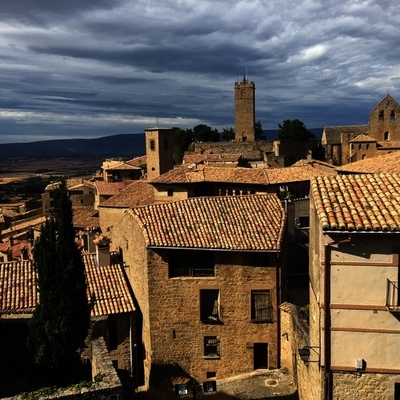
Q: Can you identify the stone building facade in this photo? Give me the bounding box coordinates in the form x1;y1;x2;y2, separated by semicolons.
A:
368;94;400;142
308;174;400;400
110;195;286;389
322;94;400;165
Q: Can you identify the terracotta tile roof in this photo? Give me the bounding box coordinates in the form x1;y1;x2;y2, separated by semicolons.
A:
311;173;400;231
183;152;241;166
377;141;400;149
69;181;95;191
263;165;333;184
105;162;141;171
94;181;131;196
350;134;377;143
126;155;146;167
0;239;31;261
183;153;209;164
0;255;135;317
0;261;37;315
72;206;99;229
206;153;241;162
336;152;400;174
132;194;286;251
151;165;332;185
99;181;154;208
83;253;135;317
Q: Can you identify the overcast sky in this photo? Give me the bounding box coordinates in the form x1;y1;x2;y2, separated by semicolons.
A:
1;0;399;144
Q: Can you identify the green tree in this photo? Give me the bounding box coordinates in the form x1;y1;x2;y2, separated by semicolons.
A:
28;180;90;375
255;121;266;140
277;119;315;141
193;124;220;142
172;127;194;164
222;126;235;141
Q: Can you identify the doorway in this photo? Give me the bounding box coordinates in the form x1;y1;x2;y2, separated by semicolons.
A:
253;343;269;369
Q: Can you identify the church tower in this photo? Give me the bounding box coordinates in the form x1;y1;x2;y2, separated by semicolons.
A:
234;76;255;142
145;128;174;180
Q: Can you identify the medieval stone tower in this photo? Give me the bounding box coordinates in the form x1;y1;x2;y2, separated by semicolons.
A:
145;128;174;180
234;76;255;142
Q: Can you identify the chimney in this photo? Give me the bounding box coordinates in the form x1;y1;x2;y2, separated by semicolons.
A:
93;235;112;267
86;229;98;253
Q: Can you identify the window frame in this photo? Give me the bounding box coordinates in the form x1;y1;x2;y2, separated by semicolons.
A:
200;289;222;324
251;289;273;323
203;336;221;358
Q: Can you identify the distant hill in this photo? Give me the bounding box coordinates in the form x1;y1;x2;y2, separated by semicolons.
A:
0;128;323;160
0;134;146;159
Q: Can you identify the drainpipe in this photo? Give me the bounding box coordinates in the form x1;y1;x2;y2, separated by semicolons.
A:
323;236;351;400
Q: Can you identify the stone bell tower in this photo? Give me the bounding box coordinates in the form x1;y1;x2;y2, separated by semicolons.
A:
145;128;174;180
234;76;255;142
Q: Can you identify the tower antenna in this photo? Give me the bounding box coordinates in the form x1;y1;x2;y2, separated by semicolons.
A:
156;112;159;128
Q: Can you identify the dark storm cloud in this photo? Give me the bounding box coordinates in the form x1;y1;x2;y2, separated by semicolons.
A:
1;0;400;143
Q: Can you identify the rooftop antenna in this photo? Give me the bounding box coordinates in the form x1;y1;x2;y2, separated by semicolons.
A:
156;112;159;128
246;66;248;81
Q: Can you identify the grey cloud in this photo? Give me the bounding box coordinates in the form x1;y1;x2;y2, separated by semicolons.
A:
1;0;400;143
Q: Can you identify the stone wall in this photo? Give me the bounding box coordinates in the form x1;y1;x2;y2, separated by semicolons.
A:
194;140;317;166
14;319;123;400
98;206;128;235
332;371;399;399
195;141;272;161
280;302;322;400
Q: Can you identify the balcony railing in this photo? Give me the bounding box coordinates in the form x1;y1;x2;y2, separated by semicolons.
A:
386;279;400;313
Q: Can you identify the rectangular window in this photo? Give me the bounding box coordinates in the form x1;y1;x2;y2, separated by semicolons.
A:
150;139;155;151
379;110;384;122
200;290;221;323
204;336;220;358
169;251;215;277
167;188;173;197
251;290;273;322
108;320;118;350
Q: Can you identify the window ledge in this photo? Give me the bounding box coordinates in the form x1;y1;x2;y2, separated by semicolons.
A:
203;355;221;360
251;320;273;324
201;319;223;325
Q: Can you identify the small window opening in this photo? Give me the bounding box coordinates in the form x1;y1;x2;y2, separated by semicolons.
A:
379;110;384;122
391;110;396;122
384;131;389;140
204;336;220;358
150;139;155;150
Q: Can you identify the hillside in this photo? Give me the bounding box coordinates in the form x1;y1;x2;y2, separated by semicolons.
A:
0;133;146;159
